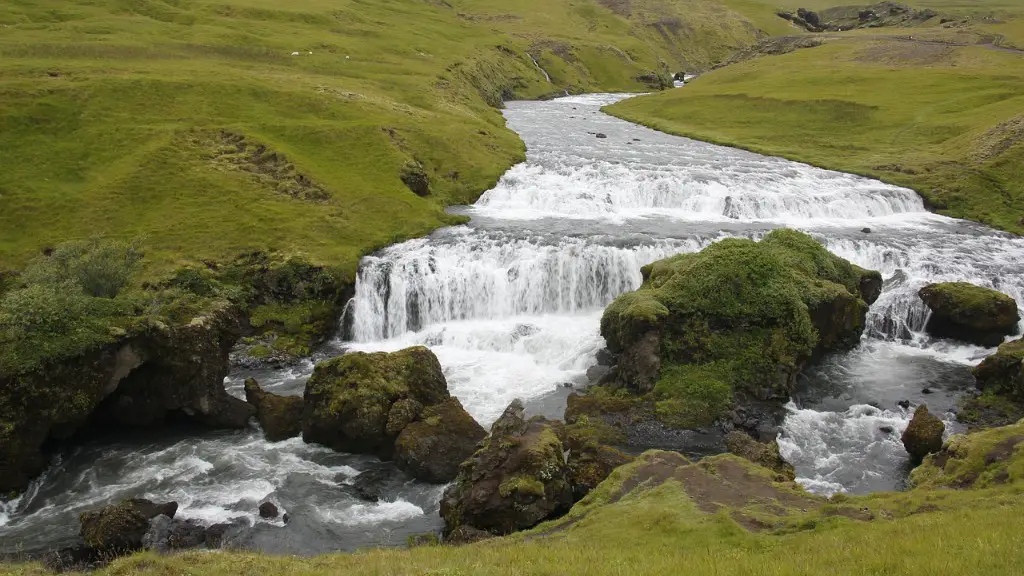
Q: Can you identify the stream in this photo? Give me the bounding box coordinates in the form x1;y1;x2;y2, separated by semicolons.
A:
3;93;1024;555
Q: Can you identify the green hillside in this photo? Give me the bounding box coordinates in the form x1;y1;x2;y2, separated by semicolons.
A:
0;0;762;279
607;4;1024;232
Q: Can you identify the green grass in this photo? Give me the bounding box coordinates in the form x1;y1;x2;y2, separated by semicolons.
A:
607;33;1024;233
0;0;763;282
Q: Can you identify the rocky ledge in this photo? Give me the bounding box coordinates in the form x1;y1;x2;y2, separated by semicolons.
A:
0;304;253;494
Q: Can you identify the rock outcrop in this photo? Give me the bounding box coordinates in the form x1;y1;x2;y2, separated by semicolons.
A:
902;405;945;462
80;498;178;551
394;397;487;483
596;230;881;434
0;305;254;494
919;282;1019;346
973;338;1024;401
399;160;431;197
440;400;573;536
777;2;943;33
725;431;796;480
303;347;480;466
244;378;303;441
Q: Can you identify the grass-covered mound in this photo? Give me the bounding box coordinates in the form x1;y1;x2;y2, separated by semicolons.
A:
606;10;1024;233
597;229;880;428
911;417;1024;489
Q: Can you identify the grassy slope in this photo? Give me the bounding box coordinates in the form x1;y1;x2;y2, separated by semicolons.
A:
608;32;1024;233
0;0;762;280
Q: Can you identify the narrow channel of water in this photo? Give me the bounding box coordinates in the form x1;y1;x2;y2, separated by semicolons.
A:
3;94;1023;554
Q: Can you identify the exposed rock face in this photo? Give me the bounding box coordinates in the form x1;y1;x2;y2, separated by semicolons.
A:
0;306;254;494
599;230;881;431
80;499;177;551
567;443;633;500
394;397;487;483
973;339;1024;401
777;2;943;33
143;516;207;553
919;282;1019;346
725;431;795;481
902;405;945;462
302;346;450;457
400;160;431;197
440;400;573;536
244;378;303;441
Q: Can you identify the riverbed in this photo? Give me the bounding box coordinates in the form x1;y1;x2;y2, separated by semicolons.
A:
3;93;1023;555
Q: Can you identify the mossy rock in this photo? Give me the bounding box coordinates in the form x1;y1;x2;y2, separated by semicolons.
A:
973;338;1024;402
901;405;945;463
911;418;1024;489
244;377;303;442
725;431;795;481
79;498;177;550
394;397;487;483
919;282;1019;346
599;229;880;426
302;346;449;456
440;400;573;536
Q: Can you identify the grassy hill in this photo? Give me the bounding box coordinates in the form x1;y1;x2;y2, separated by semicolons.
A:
0;0;763;280
607;3;1024;233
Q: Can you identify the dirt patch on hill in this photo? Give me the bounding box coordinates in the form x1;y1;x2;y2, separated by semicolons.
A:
854;40;955;65
192;130;331;201
972;116;1024;163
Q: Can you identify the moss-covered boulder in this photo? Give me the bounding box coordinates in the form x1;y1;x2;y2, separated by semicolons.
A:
599;229;880;430
394;397;487;483
244;378;303;442
973;338;1024;401
302;346;450;456
725;431;795;481
910;418;1024;489
440;400;573;536
919;282;1019;346
902;405;945;462
552;417;633;500
79;498;177;551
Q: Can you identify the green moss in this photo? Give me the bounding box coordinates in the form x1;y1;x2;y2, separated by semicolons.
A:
653;364;733;428
499;475;547;498
601;229;874;419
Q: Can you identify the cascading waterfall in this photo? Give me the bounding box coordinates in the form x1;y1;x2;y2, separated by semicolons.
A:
5;92;1024;555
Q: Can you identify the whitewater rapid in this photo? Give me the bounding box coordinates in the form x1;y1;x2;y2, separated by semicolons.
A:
4;93;1024;554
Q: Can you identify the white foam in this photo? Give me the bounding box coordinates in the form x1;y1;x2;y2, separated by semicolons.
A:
321;500;425;526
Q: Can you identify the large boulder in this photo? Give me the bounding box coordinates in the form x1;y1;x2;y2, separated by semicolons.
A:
302;346;449;456
919;282;1019;346
394;397;487;483
902;405;945;462
79;498;177;551
1;305;254;494
973;338;1024;401
599;229;881;429
244;377;303;441
440;400;573;536
911;418;1024;489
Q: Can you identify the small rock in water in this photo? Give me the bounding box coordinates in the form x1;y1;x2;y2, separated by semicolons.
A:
897;400;911;410
595;133;607;139
878;426;895;434
259;502;279;519
632;138;641;142
861;227;872;233
922;387;934;394
282;513;290;524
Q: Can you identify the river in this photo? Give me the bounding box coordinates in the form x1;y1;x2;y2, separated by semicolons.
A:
3;93;1023;555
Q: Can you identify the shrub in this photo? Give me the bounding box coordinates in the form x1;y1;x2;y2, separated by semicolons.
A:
22;238;143;298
